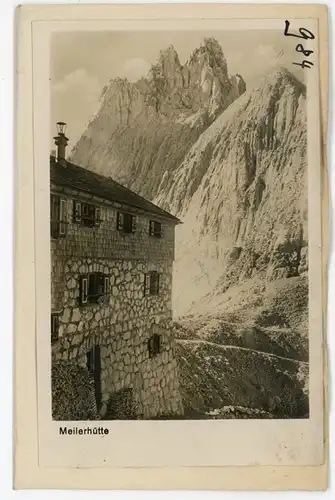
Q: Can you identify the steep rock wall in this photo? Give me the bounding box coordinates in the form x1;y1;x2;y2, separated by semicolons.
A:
153;67;307;315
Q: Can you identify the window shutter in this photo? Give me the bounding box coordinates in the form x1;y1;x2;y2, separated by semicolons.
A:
89;205;95;224
82;203;89;217
131;215;137;233
144;273;150;296
160;224;164;238
59;199;67;235
148;336;156;358
73;200;82;223
50;195;60;238
95;207;101;226
51;313;60;343
104;276;110;294
117;212;124;231
149;271;159;295
55;315;59;333
155;334;161;354
149;272;154;294
156;273;160;294
149;220;154;236
51;314;59;334
80;276;88;304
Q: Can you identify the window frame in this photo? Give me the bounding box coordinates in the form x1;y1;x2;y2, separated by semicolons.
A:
50;193;68;238
117;211;137;234
148;333;162;358
144;271;160;296
149;220;163;238
73;200;103;228
79;272;110;306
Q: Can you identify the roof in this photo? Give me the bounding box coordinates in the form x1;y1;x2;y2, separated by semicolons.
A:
50;156;180;223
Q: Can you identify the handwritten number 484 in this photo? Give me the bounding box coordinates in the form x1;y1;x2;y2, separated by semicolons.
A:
284;20;315;69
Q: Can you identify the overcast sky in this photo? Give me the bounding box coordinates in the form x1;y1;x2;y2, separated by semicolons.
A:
50;30;304;151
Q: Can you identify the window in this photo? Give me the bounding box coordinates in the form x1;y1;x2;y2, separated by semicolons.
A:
144;271;160;296
50;194;67;238
73;200;102;228
51;313;59;343
148;334;161;358
79;272;110;305
117;212;136;234
149;220;163;238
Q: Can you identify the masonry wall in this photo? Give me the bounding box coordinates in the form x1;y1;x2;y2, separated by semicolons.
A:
51;184;175;258
51;187;183;419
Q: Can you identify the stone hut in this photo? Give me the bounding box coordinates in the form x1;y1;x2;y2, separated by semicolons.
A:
50;122;184;419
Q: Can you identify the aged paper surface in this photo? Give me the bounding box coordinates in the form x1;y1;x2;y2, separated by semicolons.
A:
15;2;328;490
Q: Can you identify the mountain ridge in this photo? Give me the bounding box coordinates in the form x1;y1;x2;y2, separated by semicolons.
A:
70;38;246;199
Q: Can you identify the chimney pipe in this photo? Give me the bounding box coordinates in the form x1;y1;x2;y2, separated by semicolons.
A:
53;122;69;165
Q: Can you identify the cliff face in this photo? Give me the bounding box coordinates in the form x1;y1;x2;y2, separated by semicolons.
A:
154;67;307;315
70;38;246;199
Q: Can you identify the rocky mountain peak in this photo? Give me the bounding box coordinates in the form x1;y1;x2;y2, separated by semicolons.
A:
158;45;181;67
189;37;228;69
70;38;246;198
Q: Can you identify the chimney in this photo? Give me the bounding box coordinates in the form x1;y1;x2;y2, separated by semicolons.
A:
53;122;69;165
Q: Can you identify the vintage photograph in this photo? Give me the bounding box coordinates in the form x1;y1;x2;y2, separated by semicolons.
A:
50;29;309;422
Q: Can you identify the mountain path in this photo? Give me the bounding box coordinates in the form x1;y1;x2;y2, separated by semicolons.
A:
176;338;309;365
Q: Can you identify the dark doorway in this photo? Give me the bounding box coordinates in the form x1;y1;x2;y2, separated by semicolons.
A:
86;345;102;411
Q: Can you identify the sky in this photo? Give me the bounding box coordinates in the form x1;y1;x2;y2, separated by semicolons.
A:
50;30;304;151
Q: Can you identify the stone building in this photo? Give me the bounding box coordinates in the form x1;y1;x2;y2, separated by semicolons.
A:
50;122;184;419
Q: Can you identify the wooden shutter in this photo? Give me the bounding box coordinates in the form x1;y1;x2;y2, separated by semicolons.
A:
50;194;60;238
154;334;161;355
117;212;124;231
148;337;154;358
94;345;102;410
95;207;102;226
150;271;159;295
144;273;150;296
80;276;88;304
73;200;81;223
149;272;154;295
89;204;95;220
82;203;89;217
104;276;110;294
131;215;137;233
160;223;164;238
86;348;94;375
51;313;60;343
51;314;59;333
149;220;154;236
59;199;67;235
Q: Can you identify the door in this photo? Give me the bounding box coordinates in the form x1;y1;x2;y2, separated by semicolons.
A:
86;345;102;411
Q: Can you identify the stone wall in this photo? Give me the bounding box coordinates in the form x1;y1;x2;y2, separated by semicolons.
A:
52;256;183;418
50;184;176;262
51;189;184;418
